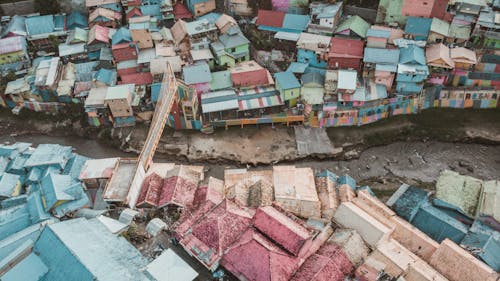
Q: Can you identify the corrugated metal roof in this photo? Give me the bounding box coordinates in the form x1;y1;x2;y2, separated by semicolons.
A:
1;252;48;281
182;62;211;84
256;10;285;28
275;71;300;89
286;62;308;74
201;90;239;113
137;48;157;64
185;19;217;36
0;36;25;55
112;27;132;45
430;18;450;36
146;249;198;281
274;31;301;41
364;48;400;64
335;15;370;38
436;170;482;217
399;45;426;65
25;15;54;36
209;70;232;91
219;31;249;49
282;14;310;32
337;70;357;90
94;68;117;86
405;16;432;37
59;43;86;57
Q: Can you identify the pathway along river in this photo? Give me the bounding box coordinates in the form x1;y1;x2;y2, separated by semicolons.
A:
1;134;499;198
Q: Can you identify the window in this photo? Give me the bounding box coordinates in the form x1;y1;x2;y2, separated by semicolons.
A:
231;47;236;52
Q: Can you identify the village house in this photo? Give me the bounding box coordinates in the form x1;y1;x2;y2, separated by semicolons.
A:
24;14;68;51
34;57;63;95
371;25;405;45
308;2;343;36
334;15;370;39
87;25;111;60
183;62;212;95
451;47;477;69
59;29;89;63
337;69;358;99
215;14;238;34
366;28;391;48
130;29;154;49
67;11;89;30
1;15;27;38
396;45;429;94
172;19;218;53
275;71;301;107
426;43;454;85
211;27;250;67
89;7;122;29
405;17;433;41
224;0;253;16
85;87;111;126
363;48;400;91
4;78;32;106
230;60;274;88
296;32;331;69
94;68;117;87
256;10;310;34
473;7;500;49
56;63;77;102
428;18;450;43
0;36;30;75
104;84;136;127
448;16;473;43
201;89;239;123
328;37;364;70
376;0;407;25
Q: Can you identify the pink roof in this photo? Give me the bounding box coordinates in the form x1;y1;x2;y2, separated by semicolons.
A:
173;2;193;20
401;0;434;18
256;10;285;27
426;43;455;69
291;243;353;281
221;228;301;281
329;38;364;59
231;68;270;87
253;206;312;256
177;200;254;270
136;173;164;207
88;25;110;44
119;72;153;85
0;36;24;55
371;25;404;44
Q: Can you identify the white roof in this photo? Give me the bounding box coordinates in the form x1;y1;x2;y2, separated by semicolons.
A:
338;70;357;90
201;90;239;113
85;87;108;107
105;84;135;100
296;32;331;52
146;249;198;281
96;215;128;234
274;31;301;41
150;56;183;73
79;157;119;179
137;48;157;64
191;49;214;61
45;57;61;87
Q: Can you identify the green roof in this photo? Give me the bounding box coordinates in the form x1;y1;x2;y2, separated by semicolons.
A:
430;18;450;36
435;170;482;217
335;15;370;38
210;71;232;91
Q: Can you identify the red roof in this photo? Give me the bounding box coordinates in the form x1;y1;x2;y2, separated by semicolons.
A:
221;228;301;281
176;200;254;270
329;38;364;58
173;2;193;20
291;243;353;281
119;72;153;85
253;206;311;256
256;10;285;27
231;68;270;87
126;7;142;20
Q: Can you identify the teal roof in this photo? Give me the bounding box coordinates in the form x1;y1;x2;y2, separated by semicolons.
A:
2;252;48;281
62;154;91;181
210;71;233;91
364;48;400;65
335;15;370;38
25;15;55;36
287;62;308;74
0;173;20;198
282;14;310;32
24;144;72;170
41;173;76;211
275;71;301;89
399;45;426;65
112;27;132;45
67;11;88;30
405;17;432;39
183;62;211;85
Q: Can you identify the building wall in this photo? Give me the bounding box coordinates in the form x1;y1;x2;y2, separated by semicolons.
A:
428;32;446;43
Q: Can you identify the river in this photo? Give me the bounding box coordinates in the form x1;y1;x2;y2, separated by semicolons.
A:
2;134;499;196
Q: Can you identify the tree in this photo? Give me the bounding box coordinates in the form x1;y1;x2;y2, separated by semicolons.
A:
249;0;273;13
34;0;61;15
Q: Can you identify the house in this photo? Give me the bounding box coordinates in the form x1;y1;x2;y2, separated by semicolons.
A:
85;87;111;127
448;21;472;43
376;0;407;25
231;60;274;88
334;15;370;39
119;72;153;85
223;169;273;207
308;2;343;36
451;47;477;69
473;8;500;49
171;19;218;52
363;48;400;91
94;68;117;86
301;71;325;105
296;32;331;69
182;62;212;94
112;42;139;62
224;0;253;16
256;10;310;34
396;45;429;94
34;57;63;94
371;25;405;45
87;25;111;60
111;27;132;45
0;36;30;75
24;15;68;51
337;69;358;96
58;43;87;63
4;78;33;106
209;70;232;91
66;11;89;30
215;14;238;34
426;43;455;69
405;17;432;41
401;0;448;20
275;71;301;107
104;84;135;127
166;81;203;130
130;29;153;49
328;37;364;70
88;7;122;29
429;18;450;43
175;199;254;271
366;28;391;48
211;27;250;67
273;166;321;218
190;49;215;68
185;0;216;17
1;15;27;38
201;89;239;122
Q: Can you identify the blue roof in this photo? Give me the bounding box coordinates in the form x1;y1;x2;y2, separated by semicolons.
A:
282;14;310;32
0;204;32;240
364;48;400;65
27;191;52;223
316;170;338;183
182;62;211;85
94;68;117;86
287;62;308;74
24;144;72;170
366;28;391;38
140;5;161;18
151;83;161;102
338;175;356;190
387;184;430;221
101;3;122;12
41;173;77;211
2;252;48;281
112;27;132;45
67;11;88;30
25;15;55;36
0;173;21;198
405;17;432;38
274;71;301;89
54;15;66;31
197;12;222;24
412;203;468;243
399;45;426;65
6;154;28;175
62;154;90;180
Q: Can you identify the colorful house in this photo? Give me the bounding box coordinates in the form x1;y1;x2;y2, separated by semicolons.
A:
231;60;274;88
88;7;122;29
87;25;111;60
104;84;136;127
211;27;250;67
182;62;212;95
451;47;477;69
296;32;331;69
275;71;301;107
428;18;450;43
328;37;364;70
256;10;310;34
366;28;391;48
404;17;432;41
363;48;400;91
66;11;89;30
0;36;30;75
396;45;429;94
401;0;448;20
376;0;407;25
334;15;370;39
25;15;68;51
426;43;454;85
308;2;343;36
